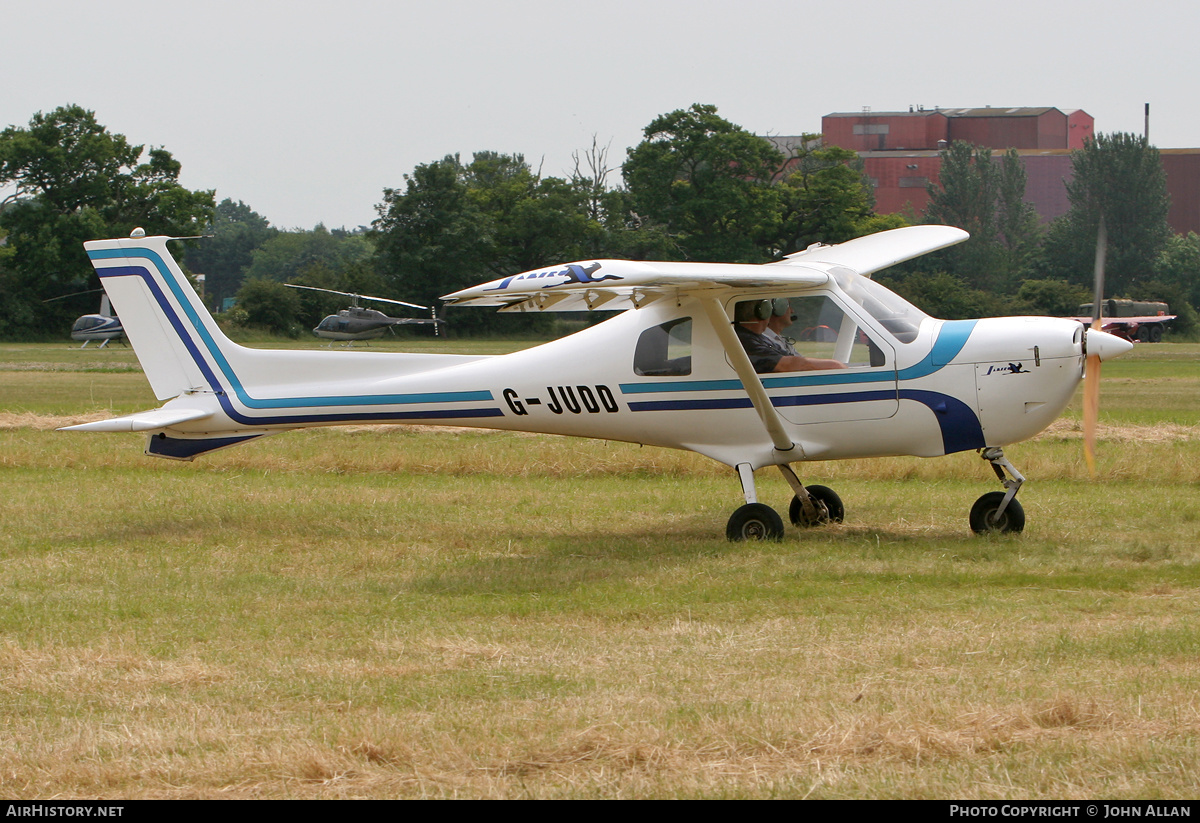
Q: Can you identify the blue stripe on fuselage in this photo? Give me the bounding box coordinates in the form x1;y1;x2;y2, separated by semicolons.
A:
619;320;984;454
618;320;978;395
627;389;984;455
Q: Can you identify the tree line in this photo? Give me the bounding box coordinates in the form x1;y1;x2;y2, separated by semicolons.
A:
1;103;1195;340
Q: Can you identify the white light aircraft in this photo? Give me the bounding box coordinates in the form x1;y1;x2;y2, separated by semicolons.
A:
62;225;1133;539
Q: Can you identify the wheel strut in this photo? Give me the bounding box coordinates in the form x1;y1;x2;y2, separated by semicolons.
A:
728;463;784;541
980;447;1025;520
777;464;820;522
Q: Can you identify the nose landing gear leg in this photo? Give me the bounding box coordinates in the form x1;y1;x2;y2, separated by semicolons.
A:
970;447;1026;534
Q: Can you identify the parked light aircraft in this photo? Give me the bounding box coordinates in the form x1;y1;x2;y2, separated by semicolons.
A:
61;225;1133;539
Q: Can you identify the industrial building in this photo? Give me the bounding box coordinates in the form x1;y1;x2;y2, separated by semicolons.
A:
810;107;1200;234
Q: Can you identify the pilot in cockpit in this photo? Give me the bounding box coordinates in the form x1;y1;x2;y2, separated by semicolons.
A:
734;299;845;374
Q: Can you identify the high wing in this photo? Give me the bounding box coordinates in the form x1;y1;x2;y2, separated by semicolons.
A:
440;225;969;312
772;225;969;277
441;260;830;313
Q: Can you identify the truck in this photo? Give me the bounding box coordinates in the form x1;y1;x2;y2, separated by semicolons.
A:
1073;299;1175;343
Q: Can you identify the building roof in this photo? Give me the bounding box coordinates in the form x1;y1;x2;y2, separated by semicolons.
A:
824;107;1065;119
823;110;945;118
939;106;1062;118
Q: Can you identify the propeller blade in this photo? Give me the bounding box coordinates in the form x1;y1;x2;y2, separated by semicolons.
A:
1083;216;1107;476
1083;351;1101;475
1090;216;1107;328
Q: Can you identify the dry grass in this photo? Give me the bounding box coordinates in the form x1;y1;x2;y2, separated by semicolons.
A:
2;343;1199;798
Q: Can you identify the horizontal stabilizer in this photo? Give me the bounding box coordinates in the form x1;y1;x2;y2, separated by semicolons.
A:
59;408;212;433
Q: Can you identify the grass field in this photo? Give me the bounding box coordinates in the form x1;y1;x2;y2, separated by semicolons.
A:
1;339;1198;798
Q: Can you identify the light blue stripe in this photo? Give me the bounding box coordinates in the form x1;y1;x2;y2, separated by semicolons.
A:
619;320;978;395
89;248;493;409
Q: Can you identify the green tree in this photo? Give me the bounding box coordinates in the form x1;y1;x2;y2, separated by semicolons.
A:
878;269;1012;320
1155;231;1200;309
228;278;302;336
923;143;1040;291
184;198;278;307
622;104;784;262
996;148;1041;262
925;142;995;288
372;154;497;333
244;224;373;285
777;142;892;253
568;136;671;260
0;105;213;337
1038;133;1171;295
1016;278;1090;316
372;152;602;334
463;151;600;275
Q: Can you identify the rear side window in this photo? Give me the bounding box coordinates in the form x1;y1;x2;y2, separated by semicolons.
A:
634;318;692;376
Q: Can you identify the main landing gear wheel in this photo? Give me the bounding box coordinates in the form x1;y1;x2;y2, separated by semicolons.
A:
726;503;785;541
969;492;1025;534
789;485;844;527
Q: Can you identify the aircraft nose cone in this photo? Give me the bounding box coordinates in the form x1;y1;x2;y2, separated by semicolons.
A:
1086;328;1135;362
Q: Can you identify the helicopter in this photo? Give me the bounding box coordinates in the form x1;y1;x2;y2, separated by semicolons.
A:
283;284;443;342
61;225;1133;539
45;290;125;347
70;293;124;347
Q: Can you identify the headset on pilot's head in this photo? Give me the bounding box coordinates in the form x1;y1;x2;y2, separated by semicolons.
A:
734;298;792;323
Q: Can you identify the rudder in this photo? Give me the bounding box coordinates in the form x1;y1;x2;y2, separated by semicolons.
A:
84;233;229;401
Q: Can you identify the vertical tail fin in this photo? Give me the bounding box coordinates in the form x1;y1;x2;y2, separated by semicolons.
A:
84;233;232;401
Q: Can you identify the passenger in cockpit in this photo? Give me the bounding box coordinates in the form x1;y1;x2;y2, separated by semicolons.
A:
734;299;844;374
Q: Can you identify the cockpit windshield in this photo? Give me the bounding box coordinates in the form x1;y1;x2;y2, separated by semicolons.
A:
828;266;927;343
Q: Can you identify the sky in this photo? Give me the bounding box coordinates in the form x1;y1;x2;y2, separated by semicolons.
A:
4;0;1196;231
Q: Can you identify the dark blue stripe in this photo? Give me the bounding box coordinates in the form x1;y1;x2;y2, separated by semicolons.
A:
91;256;503;427
628;390;984;455
628;397;752;411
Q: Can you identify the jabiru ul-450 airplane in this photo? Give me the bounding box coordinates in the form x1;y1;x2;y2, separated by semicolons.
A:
61;225;1133;539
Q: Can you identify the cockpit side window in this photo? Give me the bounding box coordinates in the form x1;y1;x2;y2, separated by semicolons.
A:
634;317;692;376
771;295;891;369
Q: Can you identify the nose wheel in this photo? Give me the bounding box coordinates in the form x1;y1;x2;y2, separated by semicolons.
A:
969;492;1026;533
789;484;844;527
971;447;1026;534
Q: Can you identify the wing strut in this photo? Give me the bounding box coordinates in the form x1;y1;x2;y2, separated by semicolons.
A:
699;297;797;456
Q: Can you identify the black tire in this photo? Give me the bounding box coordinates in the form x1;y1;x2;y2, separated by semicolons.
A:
1138;325;1153;342
726;503;785;541
969;492;1025;534
789;485;845;527
1149;324;1163;343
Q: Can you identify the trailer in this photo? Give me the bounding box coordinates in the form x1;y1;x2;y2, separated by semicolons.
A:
1072;299;1175;343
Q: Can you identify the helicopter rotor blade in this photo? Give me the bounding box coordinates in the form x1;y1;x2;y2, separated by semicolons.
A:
43;288;106;303
283;283;427;310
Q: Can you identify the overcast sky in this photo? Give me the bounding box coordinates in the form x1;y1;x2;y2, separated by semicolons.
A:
5;0;1195;231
